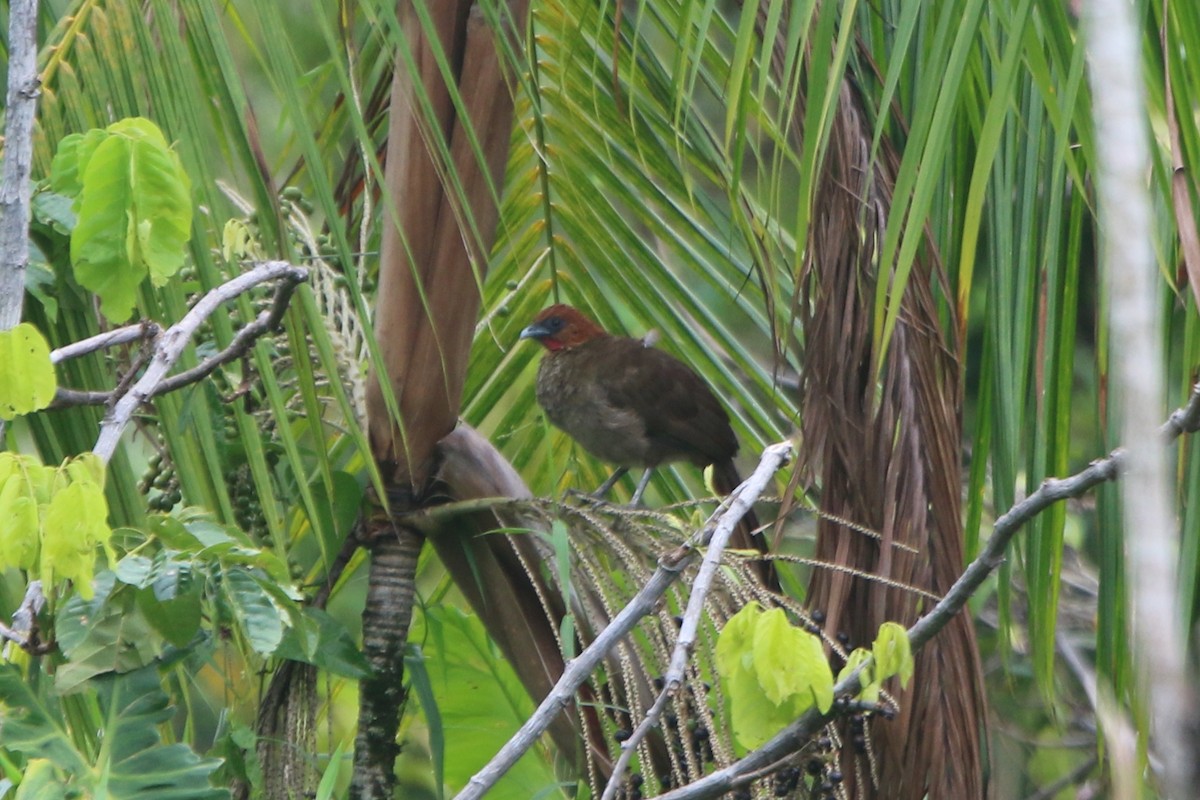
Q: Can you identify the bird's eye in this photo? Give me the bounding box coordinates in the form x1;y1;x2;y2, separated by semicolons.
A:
546;317;565;331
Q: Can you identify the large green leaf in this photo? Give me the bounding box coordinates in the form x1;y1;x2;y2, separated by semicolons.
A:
409;606;560;799
0;665;227;799
0;323;57;417
56;118;193;322
55;572;164;694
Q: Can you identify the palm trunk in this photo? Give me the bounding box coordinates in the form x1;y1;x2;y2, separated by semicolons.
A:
353;2;531;797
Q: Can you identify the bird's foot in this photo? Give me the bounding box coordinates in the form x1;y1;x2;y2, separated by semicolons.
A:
591;467;629;499
627;468;654;507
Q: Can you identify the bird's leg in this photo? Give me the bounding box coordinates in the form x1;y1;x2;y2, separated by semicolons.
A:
629;468;654;507
592;466;629;499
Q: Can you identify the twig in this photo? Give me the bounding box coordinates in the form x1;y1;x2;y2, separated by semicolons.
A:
454;441;796;800
650;384;1200;800
1023;753;1100;800
90;261;308;462
52;267;304;410
49;322;160;364
0;581;47;656
600;443;794;799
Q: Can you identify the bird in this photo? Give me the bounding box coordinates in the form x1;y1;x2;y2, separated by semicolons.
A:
519;303;775;587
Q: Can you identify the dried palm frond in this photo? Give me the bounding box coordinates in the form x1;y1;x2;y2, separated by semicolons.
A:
757;3;988;797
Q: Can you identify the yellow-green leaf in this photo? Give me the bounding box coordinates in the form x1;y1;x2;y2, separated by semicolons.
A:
837;647;879;703
0;323;57;417
61;452;107;490
0;468;41;571
793;626;835;714
873;621;914;687
752;607;807;704
715;600;762;676
68;118;193;321
42;481;111;599
750;608;834;713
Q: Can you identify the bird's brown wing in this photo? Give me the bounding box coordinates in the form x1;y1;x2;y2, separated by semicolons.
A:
585;336;738;467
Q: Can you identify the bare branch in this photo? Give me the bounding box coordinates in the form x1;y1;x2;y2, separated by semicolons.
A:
650;384;1200;800
90;261;308;462
51;265;305;412
600;442;794;799
0;0;39;332
0;581;48;656
455;442;795;800
50;322;160;364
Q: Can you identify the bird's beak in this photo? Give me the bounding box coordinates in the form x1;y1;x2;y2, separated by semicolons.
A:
519;322;550;340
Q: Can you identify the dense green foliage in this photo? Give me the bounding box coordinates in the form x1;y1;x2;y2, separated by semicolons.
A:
2;0;1198;797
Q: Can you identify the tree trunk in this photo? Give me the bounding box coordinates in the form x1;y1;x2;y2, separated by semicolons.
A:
354;2;531;797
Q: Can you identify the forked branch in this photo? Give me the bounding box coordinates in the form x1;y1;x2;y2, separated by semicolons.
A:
89;261;308;463
653;383;1200;800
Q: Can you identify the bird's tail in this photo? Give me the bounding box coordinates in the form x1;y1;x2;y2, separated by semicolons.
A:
711;459;778;590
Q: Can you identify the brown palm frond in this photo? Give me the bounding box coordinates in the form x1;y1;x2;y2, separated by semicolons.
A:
759;5;988;798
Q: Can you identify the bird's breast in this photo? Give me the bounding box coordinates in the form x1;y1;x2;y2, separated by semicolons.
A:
535;352;655;466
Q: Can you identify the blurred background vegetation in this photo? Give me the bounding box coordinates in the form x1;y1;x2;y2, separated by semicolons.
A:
2;0;1199;797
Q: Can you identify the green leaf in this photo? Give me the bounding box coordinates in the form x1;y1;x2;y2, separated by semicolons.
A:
130;551;202;647
48;128;106;199
92;667;228;798
404;646;445;800
23;258;58;321
0;666;91;776
275;607;370;679
0;323;58;417
715;600;762;677
837;648;878;704
61;452;106;488
68;118;193;321
872;621;914;687
14;759;71;800
31;189;77;234
115;554;156;587
0;453;48;572
751;608;834;713
220;568;285;656
55;572;163;693
751;608;805;704
717;604;834;750
314;739;351;800
41;480;112;600
411;606;559;798
727;649;812;749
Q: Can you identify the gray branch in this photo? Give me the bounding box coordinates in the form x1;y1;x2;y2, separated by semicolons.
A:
455;442;796;800
599;442;793;800
0;581;45;656
90;261;308;463
51;267;303;410
0;0;40;331
50;322;160;364
650;383;1200;800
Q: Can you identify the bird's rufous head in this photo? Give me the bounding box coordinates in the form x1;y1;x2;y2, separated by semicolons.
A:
519;304;607;352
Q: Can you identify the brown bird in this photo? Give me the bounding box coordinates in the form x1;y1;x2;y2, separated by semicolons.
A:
520;304;775;587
